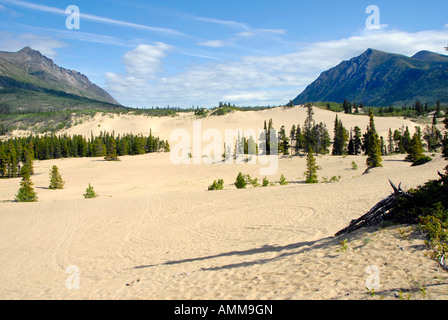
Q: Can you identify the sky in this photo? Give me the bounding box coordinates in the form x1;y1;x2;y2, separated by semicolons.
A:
0;0;447;108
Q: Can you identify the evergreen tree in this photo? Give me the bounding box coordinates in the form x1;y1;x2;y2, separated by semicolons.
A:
84;183;98;199
380;136;387;156
303;104;315;152
49;165;65;190
348;129;355;155
406;132;425;163
304;147;318;184
402;127;412;153
278;126;290;155
393;129;405;153
423;124;442;152
352;126;363;155
105;136;119;161
332;115;348;156
388;128;394;155
247;136;258;155
295;124;304;154
0;144;7;177
15;167;37;202
365;109;383;168
234;172;247;189
21;147;34;176
289;125;296;155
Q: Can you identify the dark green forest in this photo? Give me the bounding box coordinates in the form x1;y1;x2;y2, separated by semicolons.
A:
0;130;169;178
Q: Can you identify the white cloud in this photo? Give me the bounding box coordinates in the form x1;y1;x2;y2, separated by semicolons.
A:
257;28;288;35
105;28;448;108
235;31;255;37
198;40;226;48
122;43;172;79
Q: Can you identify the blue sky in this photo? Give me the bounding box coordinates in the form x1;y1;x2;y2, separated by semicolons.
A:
0;0;447;108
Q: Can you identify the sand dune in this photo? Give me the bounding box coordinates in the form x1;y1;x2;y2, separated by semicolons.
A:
1;107;447;300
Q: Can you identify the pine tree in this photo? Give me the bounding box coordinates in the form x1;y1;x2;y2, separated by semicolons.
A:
289;125;296;155
0;144;8;178
332;115;348;156
423;124;442;152
303;104;315;152
84;183;98;199
402;127;412;153
234;172;247;189
49;165;65;190
348;129;355;155
304;147;318;184
278;126;290;155
295;124;304;154
388;128;394;155
353;126;362;155
22;147;34;176
406;132;425;163
15;167;38;202
380;136;387;156
105;136;119;161
365;109;383;168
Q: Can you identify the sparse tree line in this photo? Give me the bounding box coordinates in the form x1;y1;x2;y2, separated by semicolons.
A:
322;100;445;118
0;130;170;179
264;104;447;166
210;104;448;190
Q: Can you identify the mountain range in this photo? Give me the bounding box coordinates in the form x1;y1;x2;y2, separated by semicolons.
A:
0;47;120;112
292;48;448;107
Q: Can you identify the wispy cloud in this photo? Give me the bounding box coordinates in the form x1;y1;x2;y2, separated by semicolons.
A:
15;24;134;47
0;0;184;36
194;16;249;30
256;28;288;35
198;40;226;48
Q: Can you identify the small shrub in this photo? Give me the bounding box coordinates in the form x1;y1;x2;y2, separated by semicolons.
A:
84;183;98;199
337;239;348;253
322;175;341;183
279;174;288;185
249;177;260;188
208;179;224;191
234;172;247;189
351;161;358;170
262;177;270;187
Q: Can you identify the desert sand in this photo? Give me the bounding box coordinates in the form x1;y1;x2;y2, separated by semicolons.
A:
1;106;447;300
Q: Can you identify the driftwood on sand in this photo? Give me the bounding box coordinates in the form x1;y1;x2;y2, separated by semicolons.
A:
335;180;412;237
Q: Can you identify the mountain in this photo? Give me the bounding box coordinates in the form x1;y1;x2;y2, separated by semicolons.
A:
292;48;448;107
0;47;121;112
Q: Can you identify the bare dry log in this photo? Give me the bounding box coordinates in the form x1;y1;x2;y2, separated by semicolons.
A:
335;180;412;237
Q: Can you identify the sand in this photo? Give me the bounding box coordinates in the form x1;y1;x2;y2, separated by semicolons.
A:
1;106;447;300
